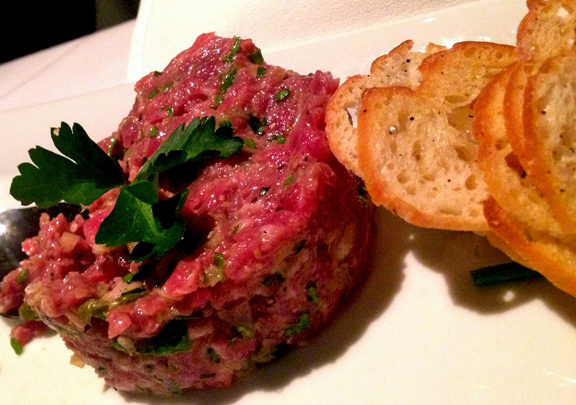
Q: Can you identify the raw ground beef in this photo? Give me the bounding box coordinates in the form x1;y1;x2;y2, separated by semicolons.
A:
0;33;375;395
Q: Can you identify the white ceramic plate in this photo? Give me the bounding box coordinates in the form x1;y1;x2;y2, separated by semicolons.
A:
2;2;576;404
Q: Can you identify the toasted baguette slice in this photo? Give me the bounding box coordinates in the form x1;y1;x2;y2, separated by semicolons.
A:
356;42;516;231
474;63;573;239
484;196;576;297
520;50;576;231
325;40;445;175
516;0;576;62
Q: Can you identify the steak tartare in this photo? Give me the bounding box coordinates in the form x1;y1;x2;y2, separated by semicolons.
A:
0;33;374;395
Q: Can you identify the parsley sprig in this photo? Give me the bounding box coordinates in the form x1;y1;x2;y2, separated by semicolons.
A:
11;117;243;262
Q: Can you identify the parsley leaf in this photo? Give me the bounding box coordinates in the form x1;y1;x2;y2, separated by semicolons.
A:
95;184;188;262
10;123;125;207
136;117;243;181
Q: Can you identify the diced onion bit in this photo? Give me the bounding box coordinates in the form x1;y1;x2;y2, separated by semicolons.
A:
70;353;86;368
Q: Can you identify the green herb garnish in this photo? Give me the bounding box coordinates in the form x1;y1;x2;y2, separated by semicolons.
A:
256;67;266;77
10;337;23;355
284;313;310;337
220;69;237;93
149;126;158;137
308;286;318;304
249;48;264;64
275;88;290;102
15;269;28;285
243;138;256;149
12;117;243;262
138;321;191;355
471;262;542;286
18;303;40;321
207;347;221;363
284;175;295;186
224;36;241;63
11;122;126;207
248;116;267;135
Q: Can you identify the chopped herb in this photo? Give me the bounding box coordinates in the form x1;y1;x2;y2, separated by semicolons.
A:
149;88;159;99
284;175;295;186
308;286;319;304
224;36;241;63
275;88;290;102
220;69;237;93
257;67;266;77
113;339;127;352
249;48;264;64
149;82;173;100
215;94;223;106
97;365;107;375
243;138;256;149
122;272;137;283
10;337;23;355
165;106;174;117
149;126;158;137
268;134;285;144
18;302;40;321
138;321;191;355
284;313;310;337
471;262;542;286
153;71;162;77
259;187;270;197
232;225;240;234
15;269;28;285
234;325;254;339
207;347;221;363
248;115;267;135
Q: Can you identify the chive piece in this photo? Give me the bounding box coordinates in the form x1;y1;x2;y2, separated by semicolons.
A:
215;94;223;106
276;135;286;145
207;347;221;363
220;69;237;93
232;225;240;234
284;313;310;337
275;88;290;102
248;116;266;135
15;269;28;285
10;337;23;355
149;88;159;99
243;138;256;149
284;175;295;186
224;36;241;62
149;126;158;137
250;48;264;64
257;67;266;77
153;71;162;77
308;286;318;304
471;262;542;286
165;106;174;117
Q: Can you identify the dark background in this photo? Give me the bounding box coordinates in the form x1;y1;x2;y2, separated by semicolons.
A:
2;0;141;64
